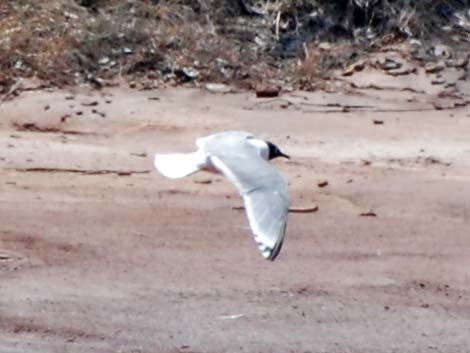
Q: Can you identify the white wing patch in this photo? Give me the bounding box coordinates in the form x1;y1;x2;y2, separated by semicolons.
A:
154;151;208;179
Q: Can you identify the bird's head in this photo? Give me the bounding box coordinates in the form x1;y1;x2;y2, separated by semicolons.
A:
267;141;290;160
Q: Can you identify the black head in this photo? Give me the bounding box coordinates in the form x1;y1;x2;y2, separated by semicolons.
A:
267;141;290;160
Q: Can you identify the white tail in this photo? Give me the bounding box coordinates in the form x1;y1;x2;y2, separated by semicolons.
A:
154;152;207;179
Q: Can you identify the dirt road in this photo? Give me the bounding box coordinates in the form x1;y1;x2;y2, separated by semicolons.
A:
1;81;470;352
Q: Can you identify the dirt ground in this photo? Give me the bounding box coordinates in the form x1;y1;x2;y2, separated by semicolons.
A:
1;68;470;352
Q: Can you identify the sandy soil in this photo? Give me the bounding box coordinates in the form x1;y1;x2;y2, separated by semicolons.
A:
1;72;470;352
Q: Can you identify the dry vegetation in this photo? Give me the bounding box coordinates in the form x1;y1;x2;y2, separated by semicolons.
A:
1;0;470;93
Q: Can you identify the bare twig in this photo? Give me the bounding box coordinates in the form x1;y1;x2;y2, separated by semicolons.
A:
275;10;281;41
12;168;151;176
288;205;319;213
232;205;319;213
303;42;309;59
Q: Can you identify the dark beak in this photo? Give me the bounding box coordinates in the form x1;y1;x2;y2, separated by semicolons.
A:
280;152;290;159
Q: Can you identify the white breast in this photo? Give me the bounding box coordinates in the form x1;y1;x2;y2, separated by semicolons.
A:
248;139;269;160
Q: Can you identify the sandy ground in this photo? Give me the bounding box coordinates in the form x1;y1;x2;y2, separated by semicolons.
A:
1;71;470;352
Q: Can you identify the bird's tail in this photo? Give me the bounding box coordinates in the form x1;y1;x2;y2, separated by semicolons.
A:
154;151;207;179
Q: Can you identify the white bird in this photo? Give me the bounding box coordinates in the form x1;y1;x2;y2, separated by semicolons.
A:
154;131;290;261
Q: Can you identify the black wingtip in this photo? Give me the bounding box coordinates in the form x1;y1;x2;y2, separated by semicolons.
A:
265;238;284;261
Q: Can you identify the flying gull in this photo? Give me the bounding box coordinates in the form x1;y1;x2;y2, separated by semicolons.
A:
154;131;290;260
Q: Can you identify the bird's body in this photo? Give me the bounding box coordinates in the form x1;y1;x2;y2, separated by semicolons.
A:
154;131;290;261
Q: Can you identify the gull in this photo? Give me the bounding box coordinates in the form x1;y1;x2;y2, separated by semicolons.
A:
154;131;290;261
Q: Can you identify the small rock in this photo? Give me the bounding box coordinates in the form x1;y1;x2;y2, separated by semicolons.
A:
147;71;159;79
386;64;416;76
215;58;229;67
194;178;213;185
380;59;402;71
180;67;199;81
98;57;111;66
205;83;232;94
431;44;451;58
431;77;446;85
359;211;377;217
317;180;329;188
318;42;332;51
425;61;445;74
64;11;78;20
75;111;83;116
122;47;133;55
130;152;147;158
410;39;422;47
376;56;405;71
81;100;99;107
60;114;71;123
256;85;280;98
0;253;12;260
183;67;199;78
373;119;384;125
44;104;50;110
342;60;365;76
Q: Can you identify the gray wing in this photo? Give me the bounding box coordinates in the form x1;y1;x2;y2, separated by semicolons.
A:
196;131;253;150
207;136;289;261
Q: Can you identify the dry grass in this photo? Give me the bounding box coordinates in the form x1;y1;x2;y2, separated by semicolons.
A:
0;0;469;94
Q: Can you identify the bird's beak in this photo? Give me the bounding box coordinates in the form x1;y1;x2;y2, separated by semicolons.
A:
280;152;290;159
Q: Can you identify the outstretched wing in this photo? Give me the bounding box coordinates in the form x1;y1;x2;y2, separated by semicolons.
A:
207;135;289;260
